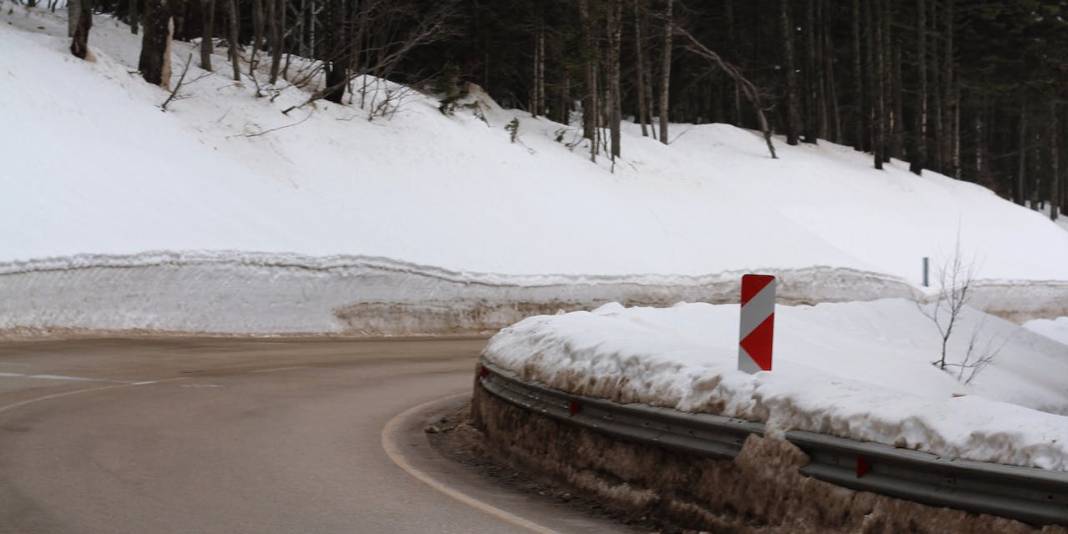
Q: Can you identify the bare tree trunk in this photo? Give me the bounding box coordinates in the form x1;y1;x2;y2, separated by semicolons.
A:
1030;121;1041;210
1017;103;1028;205
975;108;984;184
607;0;622;159
321;0;348;104
538;31;546;117
952;84;960;178
726;0;742;127
891;40;904;158
280;0;288;74
530;28;545;117
930;0;943;171
595;46;604;156
308;0;317;58
1062;110;1068;217
578;0;598;159
658;0;673;144
250;0;264;75
1051;101;1060;221
227;0;240;81
802;0;818;143
268;0;281;83
634;0;649;137
943;0;957;177
910;0;927;175
352;0;367;105
298;0;308;57
881;0;891;163
68;0;81;37
530;33;539;115
815;0;833;139
559;72;571;124
645;21;657;141
852;0;864;151
70;0;92;59
824;8;841;143
199;0;214;70
781;0;800;145
139;0;173;87
130;0;139;34
868;0;884;169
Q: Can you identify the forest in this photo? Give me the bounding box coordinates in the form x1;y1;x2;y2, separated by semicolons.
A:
46;0;1068;220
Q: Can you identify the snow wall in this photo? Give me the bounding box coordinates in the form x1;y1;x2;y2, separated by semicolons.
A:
1;251;1064;337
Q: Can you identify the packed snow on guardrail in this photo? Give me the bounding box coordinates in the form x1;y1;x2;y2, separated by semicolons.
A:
483;299;1068;471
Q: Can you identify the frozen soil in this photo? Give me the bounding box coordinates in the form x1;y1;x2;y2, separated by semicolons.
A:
425;403;664;533
466;383;1067;534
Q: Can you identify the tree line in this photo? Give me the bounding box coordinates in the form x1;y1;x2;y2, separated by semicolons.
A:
59;0;1067;220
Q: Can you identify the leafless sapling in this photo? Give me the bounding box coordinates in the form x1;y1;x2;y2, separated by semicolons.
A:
917;238;1002;385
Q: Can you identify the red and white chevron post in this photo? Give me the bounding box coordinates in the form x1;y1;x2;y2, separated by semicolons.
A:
738;274;776;374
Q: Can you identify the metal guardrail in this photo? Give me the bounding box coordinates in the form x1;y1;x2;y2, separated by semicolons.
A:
788;430;1068;527
477;361;1068;527
479;362;762;460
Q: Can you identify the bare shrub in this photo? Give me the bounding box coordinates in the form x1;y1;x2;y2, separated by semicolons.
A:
918;238;1002;384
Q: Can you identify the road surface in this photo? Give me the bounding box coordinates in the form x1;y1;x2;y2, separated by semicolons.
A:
0;337;628;533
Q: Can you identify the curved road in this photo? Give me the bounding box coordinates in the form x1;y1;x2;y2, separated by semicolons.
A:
0;337;628;534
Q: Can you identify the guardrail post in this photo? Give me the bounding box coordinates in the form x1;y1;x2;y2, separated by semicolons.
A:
738;274;776;374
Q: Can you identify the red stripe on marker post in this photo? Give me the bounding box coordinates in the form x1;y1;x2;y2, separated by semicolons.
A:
738;274;776;374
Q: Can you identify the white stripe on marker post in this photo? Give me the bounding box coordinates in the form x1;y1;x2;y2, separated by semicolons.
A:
738;274;776;374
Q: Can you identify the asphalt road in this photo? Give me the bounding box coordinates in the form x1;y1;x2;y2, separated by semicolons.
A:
0;337;627;534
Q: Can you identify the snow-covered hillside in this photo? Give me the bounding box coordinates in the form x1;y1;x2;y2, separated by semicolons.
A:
1027;317;1068;346
484;299;1068;470
2;6;1067;287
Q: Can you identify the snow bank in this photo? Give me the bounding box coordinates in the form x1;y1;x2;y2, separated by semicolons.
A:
483;299;1068;470
969;281;1068;323
1025;317;1068;346
0;251;918;336
2;9;1068;288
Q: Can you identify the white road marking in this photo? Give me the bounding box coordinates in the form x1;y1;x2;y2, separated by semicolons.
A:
0;371;133;384
0;377;189;418
249;366;309;374
381;392;559;534
28;374;98;382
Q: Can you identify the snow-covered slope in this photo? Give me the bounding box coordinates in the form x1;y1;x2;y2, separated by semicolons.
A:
484;299;1068;470
2;7;1067;286
1026;317;1068;346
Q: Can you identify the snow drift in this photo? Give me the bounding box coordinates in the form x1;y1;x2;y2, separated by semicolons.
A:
1027;317;1068;347
483;299;1068;470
